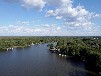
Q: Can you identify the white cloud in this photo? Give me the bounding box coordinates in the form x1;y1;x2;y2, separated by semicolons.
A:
93;14;101;18
47;0;72;7
45;0;100;32
0;24;62;36
22;0;46;11
0;24;100;36
43;24;50;27
16;21;29;25
3;0;46;11
21;21;29;24
56;16;62;20
2;0;101;36
57;27;61;30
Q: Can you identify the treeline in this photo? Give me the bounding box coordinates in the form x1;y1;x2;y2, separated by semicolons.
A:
0;36;57;50
48;36;101;74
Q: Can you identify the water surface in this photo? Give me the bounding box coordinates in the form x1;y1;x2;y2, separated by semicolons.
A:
0;43;94;76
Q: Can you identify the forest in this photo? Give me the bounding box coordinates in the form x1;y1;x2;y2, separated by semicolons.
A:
47;36;101;75
0;36;56;50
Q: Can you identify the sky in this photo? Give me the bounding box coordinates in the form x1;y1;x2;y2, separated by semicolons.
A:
0;0;101;36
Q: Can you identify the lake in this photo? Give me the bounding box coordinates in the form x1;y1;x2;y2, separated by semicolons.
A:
0;43;95;76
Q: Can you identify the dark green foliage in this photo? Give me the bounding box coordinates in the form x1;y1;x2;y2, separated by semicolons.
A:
51;36;101;73
0;36;57;50
47;43;54;49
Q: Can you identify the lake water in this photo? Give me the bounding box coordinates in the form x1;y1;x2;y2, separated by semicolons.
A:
0;43;95;76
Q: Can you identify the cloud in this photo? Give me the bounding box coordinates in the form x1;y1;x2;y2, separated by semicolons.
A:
0;23;100;36
45;0;100;32
47;0;72;7
0;24;62;36
56;16;62;20
93;14;101;18
21;21;29;24
2;0;101;36
22;0;46;11
0;25;42;36
3;0;46;11
16;21;30;26
57;27;61;30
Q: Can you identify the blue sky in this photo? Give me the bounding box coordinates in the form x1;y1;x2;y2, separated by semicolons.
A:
0;0;101;36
